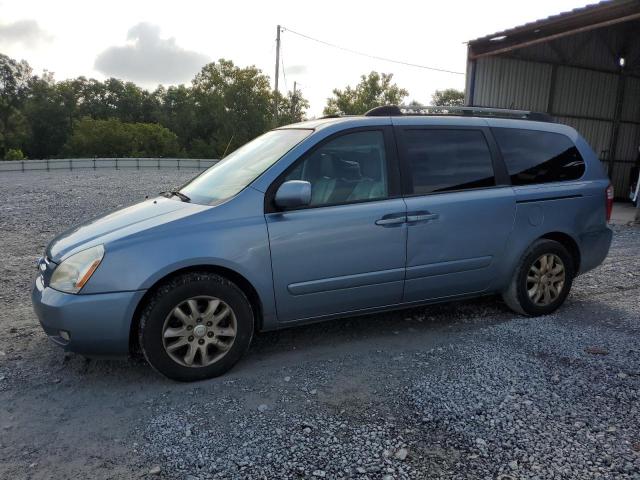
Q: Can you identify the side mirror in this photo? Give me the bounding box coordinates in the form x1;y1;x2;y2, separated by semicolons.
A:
274;180;311;209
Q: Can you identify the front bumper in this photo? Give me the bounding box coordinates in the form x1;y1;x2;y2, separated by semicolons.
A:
32;275;146;356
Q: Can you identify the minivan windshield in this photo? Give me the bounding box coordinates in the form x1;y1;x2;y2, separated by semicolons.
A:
180;129;312;205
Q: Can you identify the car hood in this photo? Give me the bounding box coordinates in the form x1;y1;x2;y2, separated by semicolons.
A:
47;197;206;263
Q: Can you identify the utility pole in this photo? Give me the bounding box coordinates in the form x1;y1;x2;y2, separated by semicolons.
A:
292;81;297;118
274;25;281;121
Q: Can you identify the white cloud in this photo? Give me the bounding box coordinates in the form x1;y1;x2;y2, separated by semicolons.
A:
0;20;52;47
285;64;307;75
94;22;210;84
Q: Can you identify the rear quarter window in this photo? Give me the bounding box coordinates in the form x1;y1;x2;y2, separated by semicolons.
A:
492;128;585;185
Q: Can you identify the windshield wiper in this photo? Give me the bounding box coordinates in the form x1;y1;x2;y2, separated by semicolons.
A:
160;190;191;202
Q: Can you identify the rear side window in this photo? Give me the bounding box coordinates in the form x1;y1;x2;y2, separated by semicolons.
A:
402;129;495;194
492;128;585;185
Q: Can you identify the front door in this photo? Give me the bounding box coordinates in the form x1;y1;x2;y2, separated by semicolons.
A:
394;126;515;302
265;128;407;322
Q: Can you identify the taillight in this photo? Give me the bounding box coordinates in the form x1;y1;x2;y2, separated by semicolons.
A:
605;184;614;222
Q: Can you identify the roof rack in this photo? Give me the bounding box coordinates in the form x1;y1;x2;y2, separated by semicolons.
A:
364;104;553;122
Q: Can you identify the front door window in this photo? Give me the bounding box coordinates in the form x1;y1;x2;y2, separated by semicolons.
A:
284;130;389;207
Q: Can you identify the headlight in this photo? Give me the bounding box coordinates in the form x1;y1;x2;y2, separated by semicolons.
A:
50;245;105;294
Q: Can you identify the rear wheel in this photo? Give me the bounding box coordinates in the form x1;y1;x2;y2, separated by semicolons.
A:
502;239;575;316
139;272;254;381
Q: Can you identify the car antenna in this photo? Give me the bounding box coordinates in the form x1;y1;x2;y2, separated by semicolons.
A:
222;135;235;158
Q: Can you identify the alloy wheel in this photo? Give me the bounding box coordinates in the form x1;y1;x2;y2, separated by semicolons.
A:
162;296;237;367
526;253;566;306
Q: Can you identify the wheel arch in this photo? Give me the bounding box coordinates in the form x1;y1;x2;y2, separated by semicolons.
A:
539;231;581;273
129;264;264;354
499;229;582;294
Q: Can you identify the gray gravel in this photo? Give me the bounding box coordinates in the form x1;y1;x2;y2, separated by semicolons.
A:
0;170;638;479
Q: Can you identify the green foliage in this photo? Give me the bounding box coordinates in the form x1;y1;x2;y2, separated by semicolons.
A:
0;54;32;157
323;72;408;115
63;118;180;158
191;59;274;156
431;88;465;107
0;55;469;160
275;89;310;126
4;148;25;160
0;109;29;158
188;138;217;159
54;76;162;124
23;73;71;159
0;54;297;159
158;85;197;153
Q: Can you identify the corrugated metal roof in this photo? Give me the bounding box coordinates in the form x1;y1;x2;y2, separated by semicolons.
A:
470;1;611;44
509;24;634;71
468;0;640;59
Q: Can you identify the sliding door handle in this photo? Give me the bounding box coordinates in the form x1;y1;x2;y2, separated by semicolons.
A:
375;214;406;226
407;213;439;222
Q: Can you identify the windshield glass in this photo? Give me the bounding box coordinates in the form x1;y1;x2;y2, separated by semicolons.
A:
180;129;312;205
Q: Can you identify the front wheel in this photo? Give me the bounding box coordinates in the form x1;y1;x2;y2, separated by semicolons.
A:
139;272;254;381
502;239;575;316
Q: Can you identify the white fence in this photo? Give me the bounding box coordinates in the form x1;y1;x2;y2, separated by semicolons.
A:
0;158;219;173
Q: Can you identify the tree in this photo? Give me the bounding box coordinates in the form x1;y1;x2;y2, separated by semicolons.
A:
129;122;180;157
191;59;273;157
0;53;308;159
23;72;71;158
0;54;32;157
99;78;161;123
63;118;179;157
275;88;310;126
157;84;198;155
323;72;408;115
431;88;465;107
4;148;25;160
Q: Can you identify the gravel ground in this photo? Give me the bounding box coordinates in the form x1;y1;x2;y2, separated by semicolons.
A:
0;170;638;480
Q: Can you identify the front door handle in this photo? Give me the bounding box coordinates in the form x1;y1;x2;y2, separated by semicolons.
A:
406;212;439;222
375;213;406;226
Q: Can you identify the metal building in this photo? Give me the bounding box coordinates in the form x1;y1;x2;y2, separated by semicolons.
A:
465;0;640;198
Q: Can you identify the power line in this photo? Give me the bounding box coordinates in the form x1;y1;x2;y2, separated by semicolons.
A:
281;57;289;92
281;26;465;76
280;38;289;92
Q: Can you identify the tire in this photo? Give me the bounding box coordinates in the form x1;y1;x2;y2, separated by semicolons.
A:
139;272;254;381
502;239;575;316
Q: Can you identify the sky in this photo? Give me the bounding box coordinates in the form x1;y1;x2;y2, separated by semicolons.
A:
0;0;595;117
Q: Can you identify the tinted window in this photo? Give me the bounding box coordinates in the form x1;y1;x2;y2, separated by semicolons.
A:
493;128;585;185
285;131;388;207
403;129;495;194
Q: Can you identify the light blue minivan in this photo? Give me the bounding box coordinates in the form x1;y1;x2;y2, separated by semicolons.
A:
32;106;613;381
